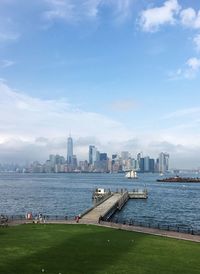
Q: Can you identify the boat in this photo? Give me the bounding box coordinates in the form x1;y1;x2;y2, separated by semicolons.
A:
157;176;200;183
125;170;138;179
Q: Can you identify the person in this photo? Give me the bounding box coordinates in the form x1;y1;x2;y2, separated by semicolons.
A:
98;215;102;224
39;214;43;223
34;215;39;224
26;212;33;220
76;215;81;223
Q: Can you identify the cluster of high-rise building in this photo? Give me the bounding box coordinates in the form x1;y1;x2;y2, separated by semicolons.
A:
21;135;170;174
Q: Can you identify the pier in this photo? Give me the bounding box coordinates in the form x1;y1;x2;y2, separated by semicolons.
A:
81;189;147;223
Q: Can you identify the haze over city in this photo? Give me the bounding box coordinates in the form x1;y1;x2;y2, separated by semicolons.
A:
1;0;200;168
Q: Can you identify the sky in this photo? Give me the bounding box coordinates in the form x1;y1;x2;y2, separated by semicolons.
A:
1;0;200;168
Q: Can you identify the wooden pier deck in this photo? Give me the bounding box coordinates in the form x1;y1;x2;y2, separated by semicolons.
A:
81;192;128;223
81;189;147;223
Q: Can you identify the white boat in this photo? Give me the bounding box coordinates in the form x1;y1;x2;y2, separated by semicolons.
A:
125;170;138;179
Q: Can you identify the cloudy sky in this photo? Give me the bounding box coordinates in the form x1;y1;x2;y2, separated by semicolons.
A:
1;0;200;168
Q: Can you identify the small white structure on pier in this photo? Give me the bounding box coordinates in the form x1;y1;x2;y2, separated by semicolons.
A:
95;188;106;194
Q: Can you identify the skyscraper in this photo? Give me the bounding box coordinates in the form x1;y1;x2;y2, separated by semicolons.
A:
159;152;169;173
89;145;97;165
67;135;73;165
144;156;150;172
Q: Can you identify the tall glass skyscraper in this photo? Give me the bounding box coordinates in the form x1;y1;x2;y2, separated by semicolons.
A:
159;152;169;173
89;145;97;165
67;135;73;165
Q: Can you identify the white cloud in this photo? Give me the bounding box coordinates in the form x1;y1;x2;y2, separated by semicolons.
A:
163;107;200;119
139;0;180;32
180;8;200;29
110;99;137;112
43;0;75;21
0;81;134;161
0;60;15;68
0;9;20;42
193;34;200;51
0;31;19;42
169;57;200;80
186;57;200;70
107;0;134;22
43;0;134;23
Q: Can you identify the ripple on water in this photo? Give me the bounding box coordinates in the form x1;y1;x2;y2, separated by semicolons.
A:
0;173;200;230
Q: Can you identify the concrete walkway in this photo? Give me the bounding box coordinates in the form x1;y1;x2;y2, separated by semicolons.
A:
99;221;200;243
6;219;200;243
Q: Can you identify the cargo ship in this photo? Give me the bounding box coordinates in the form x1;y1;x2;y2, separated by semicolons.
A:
157;176;200;183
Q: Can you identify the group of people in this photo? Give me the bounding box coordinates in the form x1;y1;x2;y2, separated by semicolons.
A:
26;212;45;224
0;214;8;227
34;213;46;224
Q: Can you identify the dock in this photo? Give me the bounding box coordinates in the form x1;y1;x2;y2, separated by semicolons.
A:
81;189;147;223
129;189;148;199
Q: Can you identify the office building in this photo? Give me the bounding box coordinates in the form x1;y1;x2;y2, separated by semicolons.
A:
159;152;169;173
67;135;73;165
144;156;150;172
149;158;155;173
89;145;97;165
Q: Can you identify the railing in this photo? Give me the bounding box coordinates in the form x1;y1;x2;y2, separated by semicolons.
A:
93;192;113;206
1;214;200;236
109;217;200;235
3;215;72;222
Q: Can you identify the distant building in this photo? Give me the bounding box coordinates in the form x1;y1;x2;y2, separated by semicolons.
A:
158;152;169;173
137;152;142;171
100;153;107;161
137;152;142;162
55;155;65;165
79;160;89;172
144;156;150;172
72;155;78;169
89;145;97;165
96;150;100;162
67;135;73;165
139;158;145;172
49;154;56;167
149;158;155;173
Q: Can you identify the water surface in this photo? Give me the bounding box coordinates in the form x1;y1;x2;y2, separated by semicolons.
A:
0;173;200;231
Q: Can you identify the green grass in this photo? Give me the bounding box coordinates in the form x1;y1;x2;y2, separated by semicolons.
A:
0;224;200;274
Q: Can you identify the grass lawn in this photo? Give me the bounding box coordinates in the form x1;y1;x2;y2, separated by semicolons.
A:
0;224;200;274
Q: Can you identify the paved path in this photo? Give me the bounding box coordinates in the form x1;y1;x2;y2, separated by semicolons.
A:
81;193;123;223
5;219;200;243
99;221;200;243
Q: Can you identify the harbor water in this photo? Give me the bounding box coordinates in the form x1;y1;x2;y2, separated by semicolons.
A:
0;172;200;231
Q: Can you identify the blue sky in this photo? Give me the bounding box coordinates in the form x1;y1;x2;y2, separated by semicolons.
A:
1;0;200;168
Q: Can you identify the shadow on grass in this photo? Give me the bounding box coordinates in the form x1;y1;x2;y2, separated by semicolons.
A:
0;229;8;235
0;224;144;274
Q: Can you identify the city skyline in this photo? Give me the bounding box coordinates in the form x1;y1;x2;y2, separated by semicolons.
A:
0;135;170;173
0;1;200;169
